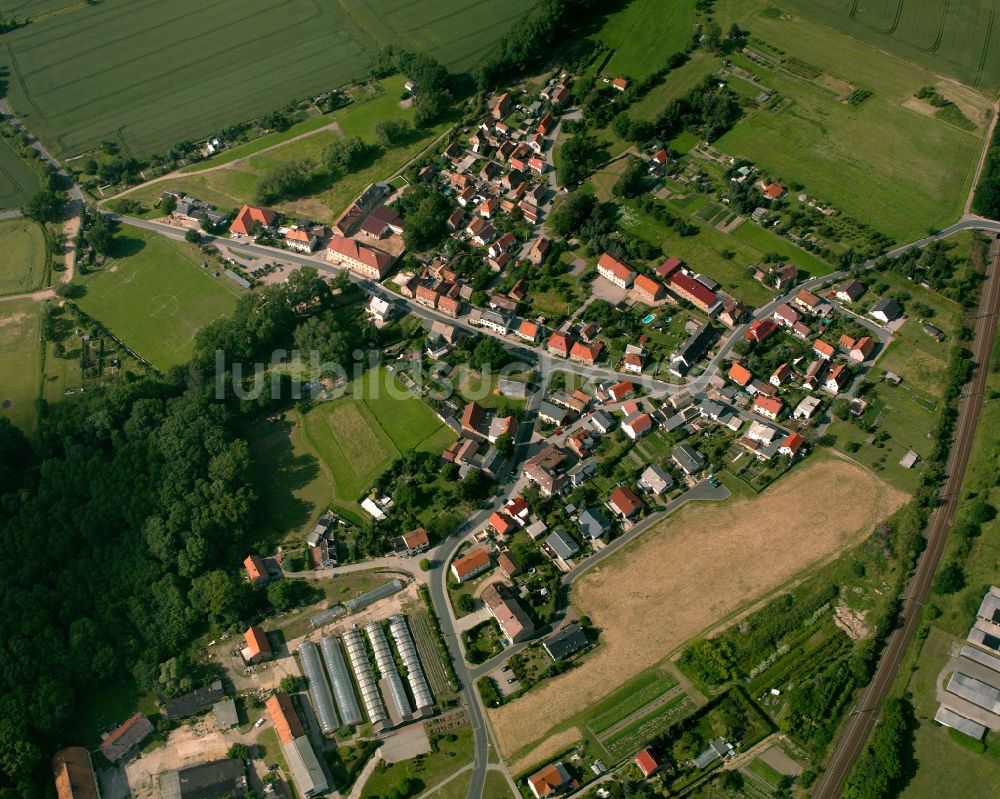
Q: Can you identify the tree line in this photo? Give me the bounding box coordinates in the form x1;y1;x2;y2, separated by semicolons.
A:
0;268;361;797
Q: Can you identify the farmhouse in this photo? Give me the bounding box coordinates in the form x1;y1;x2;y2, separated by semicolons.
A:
640;464;675;495
836;279;866;303
244;554;268;586
622;412;653;440
671;444;706;476
492;92;513;119
470;308;512;335
545;528;580;561
325;237;394;280
230;204;277;237
825;363;850;394
597;253;636;289
753;396;783;420
99;713;154;763
51;747;99;799
870;298;902;323
284;227;317;253
401;528;430;555
543;624;589;661
590;410;616;434
772;264;798;289
718;298;747;327
482;582;535;643
669;272;718;312
243;625;271;663
762;182;786;200
538;401;570;426
266;692;328;797
334;183;390;236
451;546;491;582
634;274;665;303
527;762;575;798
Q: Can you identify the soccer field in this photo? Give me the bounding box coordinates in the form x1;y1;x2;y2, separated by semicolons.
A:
0;218;46;295
0;0;532;157
75;230;241;370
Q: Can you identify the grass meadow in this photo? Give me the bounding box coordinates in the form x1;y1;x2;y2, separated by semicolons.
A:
708;0;989;242
0;298;41;433
121;76;450;221
75;229;241;370
0;0;527;157
0;136;41;210
0;218;46;295
280;367;455;522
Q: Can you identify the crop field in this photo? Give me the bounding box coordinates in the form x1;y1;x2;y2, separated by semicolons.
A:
121;76;448;221
0;136;42;211
75;229;241;369
0;218;46;295
0;298;41;433
707;1;990;242
341;0;536;74
493;458;908;770
0;0;527;157
299;367;455;512
595;0;694;79
777;0;1000;90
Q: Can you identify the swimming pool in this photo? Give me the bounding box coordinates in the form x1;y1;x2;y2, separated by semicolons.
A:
642;314;656;324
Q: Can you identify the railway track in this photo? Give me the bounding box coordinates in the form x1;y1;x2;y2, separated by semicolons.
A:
813;237;1000;797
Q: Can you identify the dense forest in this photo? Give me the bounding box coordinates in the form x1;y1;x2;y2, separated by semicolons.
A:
0;268;355;797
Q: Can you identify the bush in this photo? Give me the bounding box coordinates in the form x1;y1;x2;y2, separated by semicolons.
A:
934;561;966;595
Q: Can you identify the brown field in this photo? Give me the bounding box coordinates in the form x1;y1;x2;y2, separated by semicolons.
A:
494;457;907;769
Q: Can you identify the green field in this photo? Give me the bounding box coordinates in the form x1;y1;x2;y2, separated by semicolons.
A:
0;298;42;432
708;0;989;242
0;136;42;210
121;76;448;221
0;0;530;156
595;0;695;79
0;218;47;295
298;367;456;514
779;0;1000;90
361;725;474;799
75;229;241;369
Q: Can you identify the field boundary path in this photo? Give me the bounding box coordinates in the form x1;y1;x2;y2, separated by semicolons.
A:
812;232;1000;797
964;100;1000;216
103;121;345;201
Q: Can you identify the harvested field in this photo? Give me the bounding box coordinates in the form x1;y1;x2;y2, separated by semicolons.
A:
495;458;907;768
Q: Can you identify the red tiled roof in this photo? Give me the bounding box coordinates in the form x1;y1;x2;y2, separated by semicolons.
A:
548;332;571;353
597;253;636;283
403;528;429;549
753;396;783;416
570;340;603;362
244;625;271;659
266;692;305;745
244;554;266;582
230;204;277;236
609;485;642;516
657;256;682;276
453;546;490;579
634;274;663;299
489;511;516;535
781;432;804;456
746;319;778;342
813;339;835;357
624;412;653;436
285;228;313;243
635;748;659;777
729;363;752;386
609;380;634;400
670;272;717;307
519;319;540;338
326;236;392;272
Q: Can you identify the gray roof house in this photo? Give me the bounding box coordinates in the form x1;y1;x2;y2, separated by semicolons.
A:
869;298;901;323
639;464;674;495
693;738;734;770
567;457;596;488
164;680;226;719
669;323;714;377
213;698;239;730
159;758;247;799
546;528;580;560
543;624;590;661
590;410;616;434
538;401;570;426
671;444;706;476
578;508;611;540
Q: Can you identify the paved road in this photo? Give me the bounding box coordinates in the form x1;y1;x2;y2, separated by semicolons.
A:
812;236;1000;797
0;98;84;203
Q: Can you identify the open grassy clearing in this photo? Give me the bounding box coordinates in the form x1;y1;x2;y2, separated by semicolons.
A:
361;725;474;799
707;0;988;242
492;458;907;769
75;229;240;370
0;136;42;210
121;76;450;221
594;0;695;80
1;1;519;156
779;0;1000;90
297;367;455;515
0;217;46;295
0;298;41;433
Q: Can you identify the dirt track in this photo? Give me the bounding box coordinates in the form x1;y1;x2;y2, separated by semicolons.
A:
492;458;907;772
